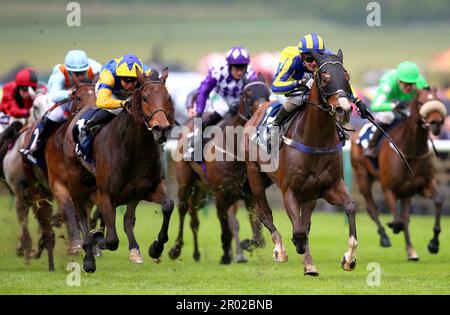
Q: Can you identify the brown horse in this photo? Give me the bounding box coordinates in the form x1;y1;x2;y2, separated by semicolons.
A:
63;68;175;272
243;50;358;276
351;88;446;260
169;76;269;264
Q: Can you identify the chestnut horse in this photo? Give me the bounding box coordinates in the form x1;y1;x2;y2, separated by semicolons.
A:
63;69;175;272
351;88;446;260
243;50;358;276
170;76;269;264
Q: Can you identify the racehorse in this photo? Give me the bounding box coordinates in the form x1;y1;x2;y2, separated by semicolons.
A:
3;93;54;267
169;76;269;264
351;88;446;260
243;50;358;276
63;68;175;272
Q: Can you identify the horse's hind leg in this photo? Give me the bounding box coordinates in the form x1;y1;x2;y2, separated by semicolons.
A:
124;201;143;264
189;192;201;262
421;180;443;254
246;162;286;263
240;196;265;251
148;179;174;260
400;198;419;261
384;189;404;234
34;199;55;271
228;202;247;263
324;179;358;271
96;192;119;251
354;166;391;247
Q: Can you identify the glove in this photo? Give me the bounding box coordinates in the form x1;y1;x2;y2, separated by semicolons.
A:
354;98;373;120
395;101;409;111
121;98;132;108
296;77;314;91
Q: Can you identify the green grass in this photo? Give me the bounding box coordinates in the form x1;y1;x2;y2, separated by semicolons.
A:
0;195;449;294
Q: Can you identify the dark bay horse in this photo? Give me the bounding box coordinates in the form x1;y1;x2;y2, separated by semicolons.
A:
351;88;446;260
243;50;358;276
170;76;269;264
63;68;175;272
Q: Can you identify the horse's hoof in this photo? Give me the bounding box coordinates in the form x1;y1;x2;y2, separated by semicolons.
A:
220;255;232;265
93;246;103;257
341;255;356;271
89;229;105;249
273;250;288;263
68;240;83;255
380;237;392;248
387;221;404;234
304;265;319;277
235;254;248;263
149;241;164;259
240;239;252;251
168;246;181;260
193;251;201;262
105;239;119;251
83;259;96;273
427;239;439;254
129;248;144;264
16;246;24;257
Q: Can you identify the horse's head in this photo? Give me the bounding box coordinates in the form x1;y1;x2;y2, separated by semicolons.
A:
416;88;447;136
311;49;352;125
71;80;96;114
132;67;175;144
238;74;271;119
30;94;53;124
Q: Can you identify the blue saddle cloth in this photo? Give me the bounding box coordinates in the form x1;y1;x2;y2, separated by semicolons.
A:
250;102;283;153
72;108;100;166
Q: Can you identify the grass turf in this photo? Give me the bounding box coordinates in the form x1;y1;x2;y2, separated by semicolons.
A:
0;195;448;294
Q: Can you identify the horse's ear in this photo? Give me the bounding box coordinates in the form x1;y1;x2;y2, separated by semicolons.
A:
160;67;169;83
257;72;265;82
310;50;322;64
337;49;343;62
136;67;145;84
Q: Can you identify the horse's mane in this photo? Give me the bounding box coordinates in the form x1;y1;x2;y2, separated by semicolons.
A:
130;70;163;125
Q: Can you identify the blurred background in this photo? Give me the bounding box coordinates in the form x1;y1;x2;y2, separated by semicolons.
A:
1;0;450;214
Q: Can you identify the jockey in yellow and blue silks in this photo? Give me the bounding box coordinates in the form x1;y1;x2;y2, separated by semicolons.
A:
270;33;371;128
77;54;152;142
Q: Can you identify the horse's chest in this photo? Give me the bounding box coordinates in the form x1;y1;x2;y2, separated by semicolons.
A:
288;164;337;197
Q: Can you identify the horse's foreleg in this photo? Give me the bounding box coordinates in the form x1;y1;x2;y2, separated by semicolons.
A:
300;202;318;276
215;192;233;265
421;180;443;254
169;184;191;260
96;192;119;251
246;162;286;263
228;202;247;263
324;180;358;271
14;195;33;261
148;179;174;260
400;198;419;261
124;201;143;264
354;166;390;247
33;199;55;271
51;181;82;255
383;189;404;233
189;195;201;262
241;196;265;251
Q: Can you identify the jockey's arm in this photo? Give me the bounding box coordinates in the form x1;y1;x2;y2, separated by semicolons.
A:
95;70;123;109
1;83;28;118
271;56;299;95
370;82;396;112
47;66;70;103
194;72;217;117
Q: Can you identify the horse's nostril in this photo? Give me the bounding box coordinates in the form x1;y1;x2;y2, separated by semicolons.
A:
336;107;344;115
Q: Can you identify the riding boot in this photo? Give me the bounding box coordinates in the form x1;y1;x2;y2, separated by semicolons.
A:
273;107;292;127
20;117;60;162
201;111;223;130
82;110;116;138
365;123;389;158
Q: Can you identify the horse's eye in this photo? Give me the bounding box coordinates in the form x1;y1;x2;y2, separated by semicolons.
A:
344;72;350;81
142;95;148;103
321;72;331;86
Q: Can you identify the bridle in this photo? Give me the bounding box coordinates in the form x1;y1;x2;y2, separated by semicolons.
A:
237;81;270;121
124;80;171;131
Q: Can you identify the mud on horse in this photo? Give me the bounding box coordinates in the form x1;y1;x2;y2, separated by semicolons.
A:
243;50;358;276
64;68;175;272
170;75;269;264
351;88;446;260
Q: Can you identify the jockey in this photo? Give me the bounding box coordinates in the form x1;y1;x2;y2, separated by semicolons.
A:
195;46;257;129
76;53;152;144
20;50;101;163
365;61;429;157
271;33;371;129
0;68;46;164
